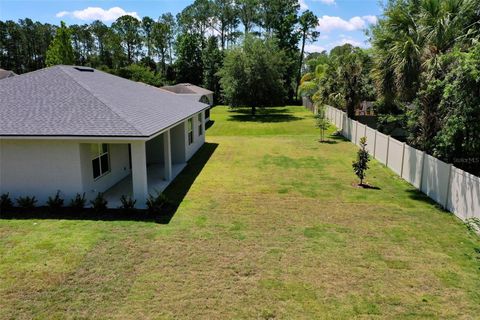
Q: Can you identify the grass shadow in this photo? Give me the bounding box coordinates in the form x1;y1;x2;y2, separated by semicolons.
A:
0;143;218;224
205;120;215;130
318;140;338;144
329;133;350;142
227;107;302;123
405;189;446;209
160;142;218;223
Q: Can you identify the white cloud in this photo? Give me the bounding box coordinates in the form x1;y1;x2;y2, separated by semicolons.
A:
337;38;363;47
314;0;336;4
299;0;309;11
362;15;378;24
304;44;326;53
317;15;377;33
56;7;140;22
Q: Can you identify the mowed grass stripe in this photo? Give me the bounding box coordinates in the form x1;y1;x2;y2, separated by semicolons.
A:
0;106;479;319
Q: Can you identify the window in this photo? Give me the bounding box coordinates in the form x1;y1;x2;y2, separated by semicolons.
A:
188;118;194;145
91;143;110;179
205;108;210;119
198;113;203;136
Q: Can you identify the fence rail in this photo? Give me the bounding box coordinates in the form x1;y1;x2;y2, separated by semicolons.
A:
323;105;480;221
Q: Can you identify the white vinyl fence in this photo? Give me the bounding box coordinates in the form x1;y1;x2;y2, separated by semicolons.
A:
324;105;480;222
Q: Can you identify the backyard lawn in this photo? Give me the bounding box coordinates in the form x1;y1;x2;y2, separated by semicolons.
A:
1;106;480;319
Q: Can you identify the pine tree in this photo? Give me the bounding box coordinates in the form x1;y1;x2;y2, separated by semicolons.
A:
45;21;74;66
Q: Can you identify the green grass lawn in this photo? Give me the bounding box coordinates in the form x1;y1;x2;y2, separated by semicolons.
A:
1;106;480;319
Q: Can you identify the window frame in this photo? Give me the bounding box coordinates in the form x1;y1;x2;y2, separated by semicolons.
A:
198;113;203;136
188;118;194;145
91;143;111;180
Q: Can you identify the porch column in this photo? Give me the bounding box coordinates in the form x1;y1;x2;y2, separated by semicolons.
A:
163;130;172;181
130;141;148;209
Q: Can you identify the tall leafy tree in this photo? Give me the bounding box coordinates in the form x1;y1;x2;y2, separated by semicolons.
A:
112;15;142;63
45;21;74;66
218;36;286;115
259;0;300;101
296;10;319;97
152;20;170;75
211;0;239;50
70;24;94;65
236;0;259;34
90;20;111;66
142;16;155;58
175;33;204;84
202;36;223;102
177;0;212;37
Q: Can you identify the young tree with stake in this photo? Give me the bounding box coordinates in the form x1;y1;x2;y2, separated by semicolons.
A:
352;137;370;186
315;104;329;142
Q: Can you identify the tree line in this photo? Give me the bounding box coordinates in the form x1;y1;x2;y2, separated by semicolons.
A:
0;0;319;105
300;0;480;175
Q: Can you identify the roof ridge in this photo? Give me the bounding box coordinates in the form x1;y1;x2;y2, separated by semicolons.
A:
57;66;144;135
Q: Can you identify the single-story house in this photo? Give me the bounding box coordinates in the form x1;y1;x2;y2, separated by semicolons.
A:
0;65;209;208
0;68;16;80
161;83;214;121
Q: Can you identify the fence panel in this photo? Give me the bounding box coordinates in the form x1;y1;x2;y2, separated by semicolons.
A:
402;145;423;189
447;168;480;220
351;120;358;143
335;110;342;128
355;124;367;146
387;138;404;176
325;105;480;224
365;127;376;154
421;155;451;207
341;114;347;135
375;132;389;165
343;118;352;140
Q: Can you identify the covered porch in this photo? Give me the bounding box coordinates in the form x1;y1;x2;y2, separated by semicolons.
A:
104;162;186;208
104;122;187;208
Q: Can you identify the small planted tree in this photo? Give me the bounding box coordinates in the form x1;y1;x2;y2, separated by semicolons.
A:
352;137;370;186
315;104;330;142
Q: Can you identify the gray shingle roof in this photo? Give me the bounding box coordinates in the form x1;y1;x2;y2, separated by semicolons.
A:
162;83;213;95
0;68;16;80
0;66;208;137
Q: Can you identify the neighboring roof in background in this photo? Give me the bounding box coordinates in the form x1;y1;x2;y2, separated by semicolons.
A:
0;66;208;138
0;68;16;80
162;83;213;96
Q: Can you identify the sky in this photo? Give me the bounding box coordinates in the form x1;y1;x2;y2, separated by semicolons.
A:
0;0;384;52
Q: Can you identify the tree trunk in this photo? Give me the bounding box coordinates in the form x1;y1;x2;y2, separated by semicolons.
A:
295;31;307;99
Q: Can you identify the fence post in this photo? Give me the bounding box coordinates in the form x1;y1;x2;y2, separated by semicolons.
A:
444;164;453;209
355;121;359;144
373;130;377;158
385;136;390;166
400;142;406;178
419;151;426;191
364;124;367;138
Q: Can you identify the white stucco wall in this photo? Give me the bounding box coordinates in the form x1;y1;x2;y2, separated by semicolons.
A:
0;139;83;205
79;143;131;202
185;111;206;161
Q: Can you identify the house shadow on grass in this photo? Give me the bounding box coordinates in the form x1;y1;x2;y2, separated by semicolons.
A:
329;133;349;142
0;143;219;224
405;188;447;211
205;120;215;130
228;107;303;123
